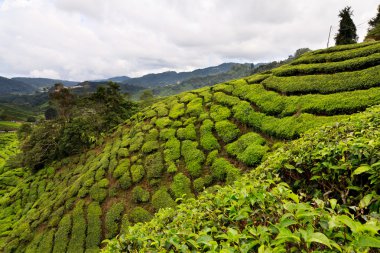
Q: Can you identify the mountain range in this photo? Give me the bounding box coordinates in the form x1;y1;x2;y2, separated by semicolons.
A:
0;63;255;95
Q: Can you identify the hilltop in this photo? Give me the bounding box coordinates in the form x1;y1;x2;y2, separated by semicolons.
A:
0;41;380;252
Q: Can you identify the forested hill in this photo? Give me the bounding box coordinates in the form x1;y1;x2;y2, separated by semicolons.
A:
1;41;380;252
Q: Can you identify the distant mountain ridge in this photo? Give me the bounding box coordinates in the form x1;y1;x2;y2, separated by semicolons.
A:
123;63;245;88
12;77;79;88
0;76;35;94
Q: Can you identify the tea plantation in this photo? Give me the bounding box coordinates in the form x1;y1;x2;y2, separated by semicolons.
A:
1;41;380;252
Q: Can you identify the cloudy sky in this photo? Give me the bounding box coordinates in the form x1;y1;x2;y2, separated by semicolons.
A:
0;0;378;81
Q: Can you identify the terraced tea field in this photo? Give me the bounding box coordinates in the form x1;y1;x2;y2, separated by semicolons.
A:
1;41;380;252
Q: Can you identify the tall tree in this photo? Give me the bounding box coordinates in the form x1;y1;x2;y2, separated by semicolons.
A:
365;4;380;41
335;6;358;45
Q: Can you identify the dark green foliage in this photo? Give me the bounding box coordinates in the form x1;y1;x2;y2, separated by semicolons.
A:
335;6;358;45
129;207;152;223
211;157;237;181
67;201;86;253
193;176;213;193
105;202;125;239
210;104;231;121
171;173;194;199
132;186;150;203
130;164;144;183
20;83;137;169
200;119;220;151
177;123;197;140
118;171;132;190
366;5;380;41
215;120;240;143
151;188;176;210
86;202;102;251
181;140;205;177
52;214;71;253
145;152;164;179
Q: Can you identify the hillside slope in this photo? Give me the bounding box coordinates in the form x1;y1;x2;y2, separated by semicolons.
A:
1;41;380;252
0;76;35;94
104;105;380;252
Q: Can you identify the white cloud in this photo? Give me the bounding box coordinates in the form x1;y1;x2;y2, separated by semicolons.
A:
0;0;378;81
30;69;61;79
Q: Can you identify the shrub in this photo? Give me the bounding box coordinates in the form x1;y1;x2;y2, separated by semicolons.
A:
145;152;164;179
181;140;205;177
132;186;150;203
206;150;219;166
291;42;380;65
52;214;72;253
200;119;220;151
155;117;172;129
113;159;130;179
155;105;169;117
177;124;197;140
152;188;176;210
215;120;240;143
186;98;203;116
237;144;269;166
164;138;181;162
130;165;145;183
213;92;240;107
226;132;266;156
86;202;102;251
146;128;159;141
129;207;152;223
89;183;108;203
105;202;125;239
117;148;129;158
67;201;86;253
193;177;205;193
171;173;194;199
129;133;144;152
118;171;132;190
272;52;380;77
211;158;238;182
37;229;55;253
210;105;231;121
166;161;178;173
180;92;198;103
263;65;380;95
159;128;176;140
169;102;185;119
141;141;159;153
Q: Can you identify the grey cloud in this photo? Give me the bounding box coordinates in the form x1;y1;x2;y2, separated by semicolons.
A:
0;0;379;80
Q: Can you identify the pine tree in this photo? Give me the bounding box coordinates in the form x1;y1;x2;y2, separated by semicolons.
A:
335;6;358;45
365;4;380;41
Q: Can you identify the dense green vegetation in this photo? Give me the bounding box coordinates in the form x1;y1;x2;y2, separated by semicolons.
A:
1;41;380;252
104;106;380;252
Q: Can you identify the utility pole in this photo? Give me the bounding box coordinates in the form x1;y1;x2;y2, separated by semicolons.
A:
327;25;332;48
